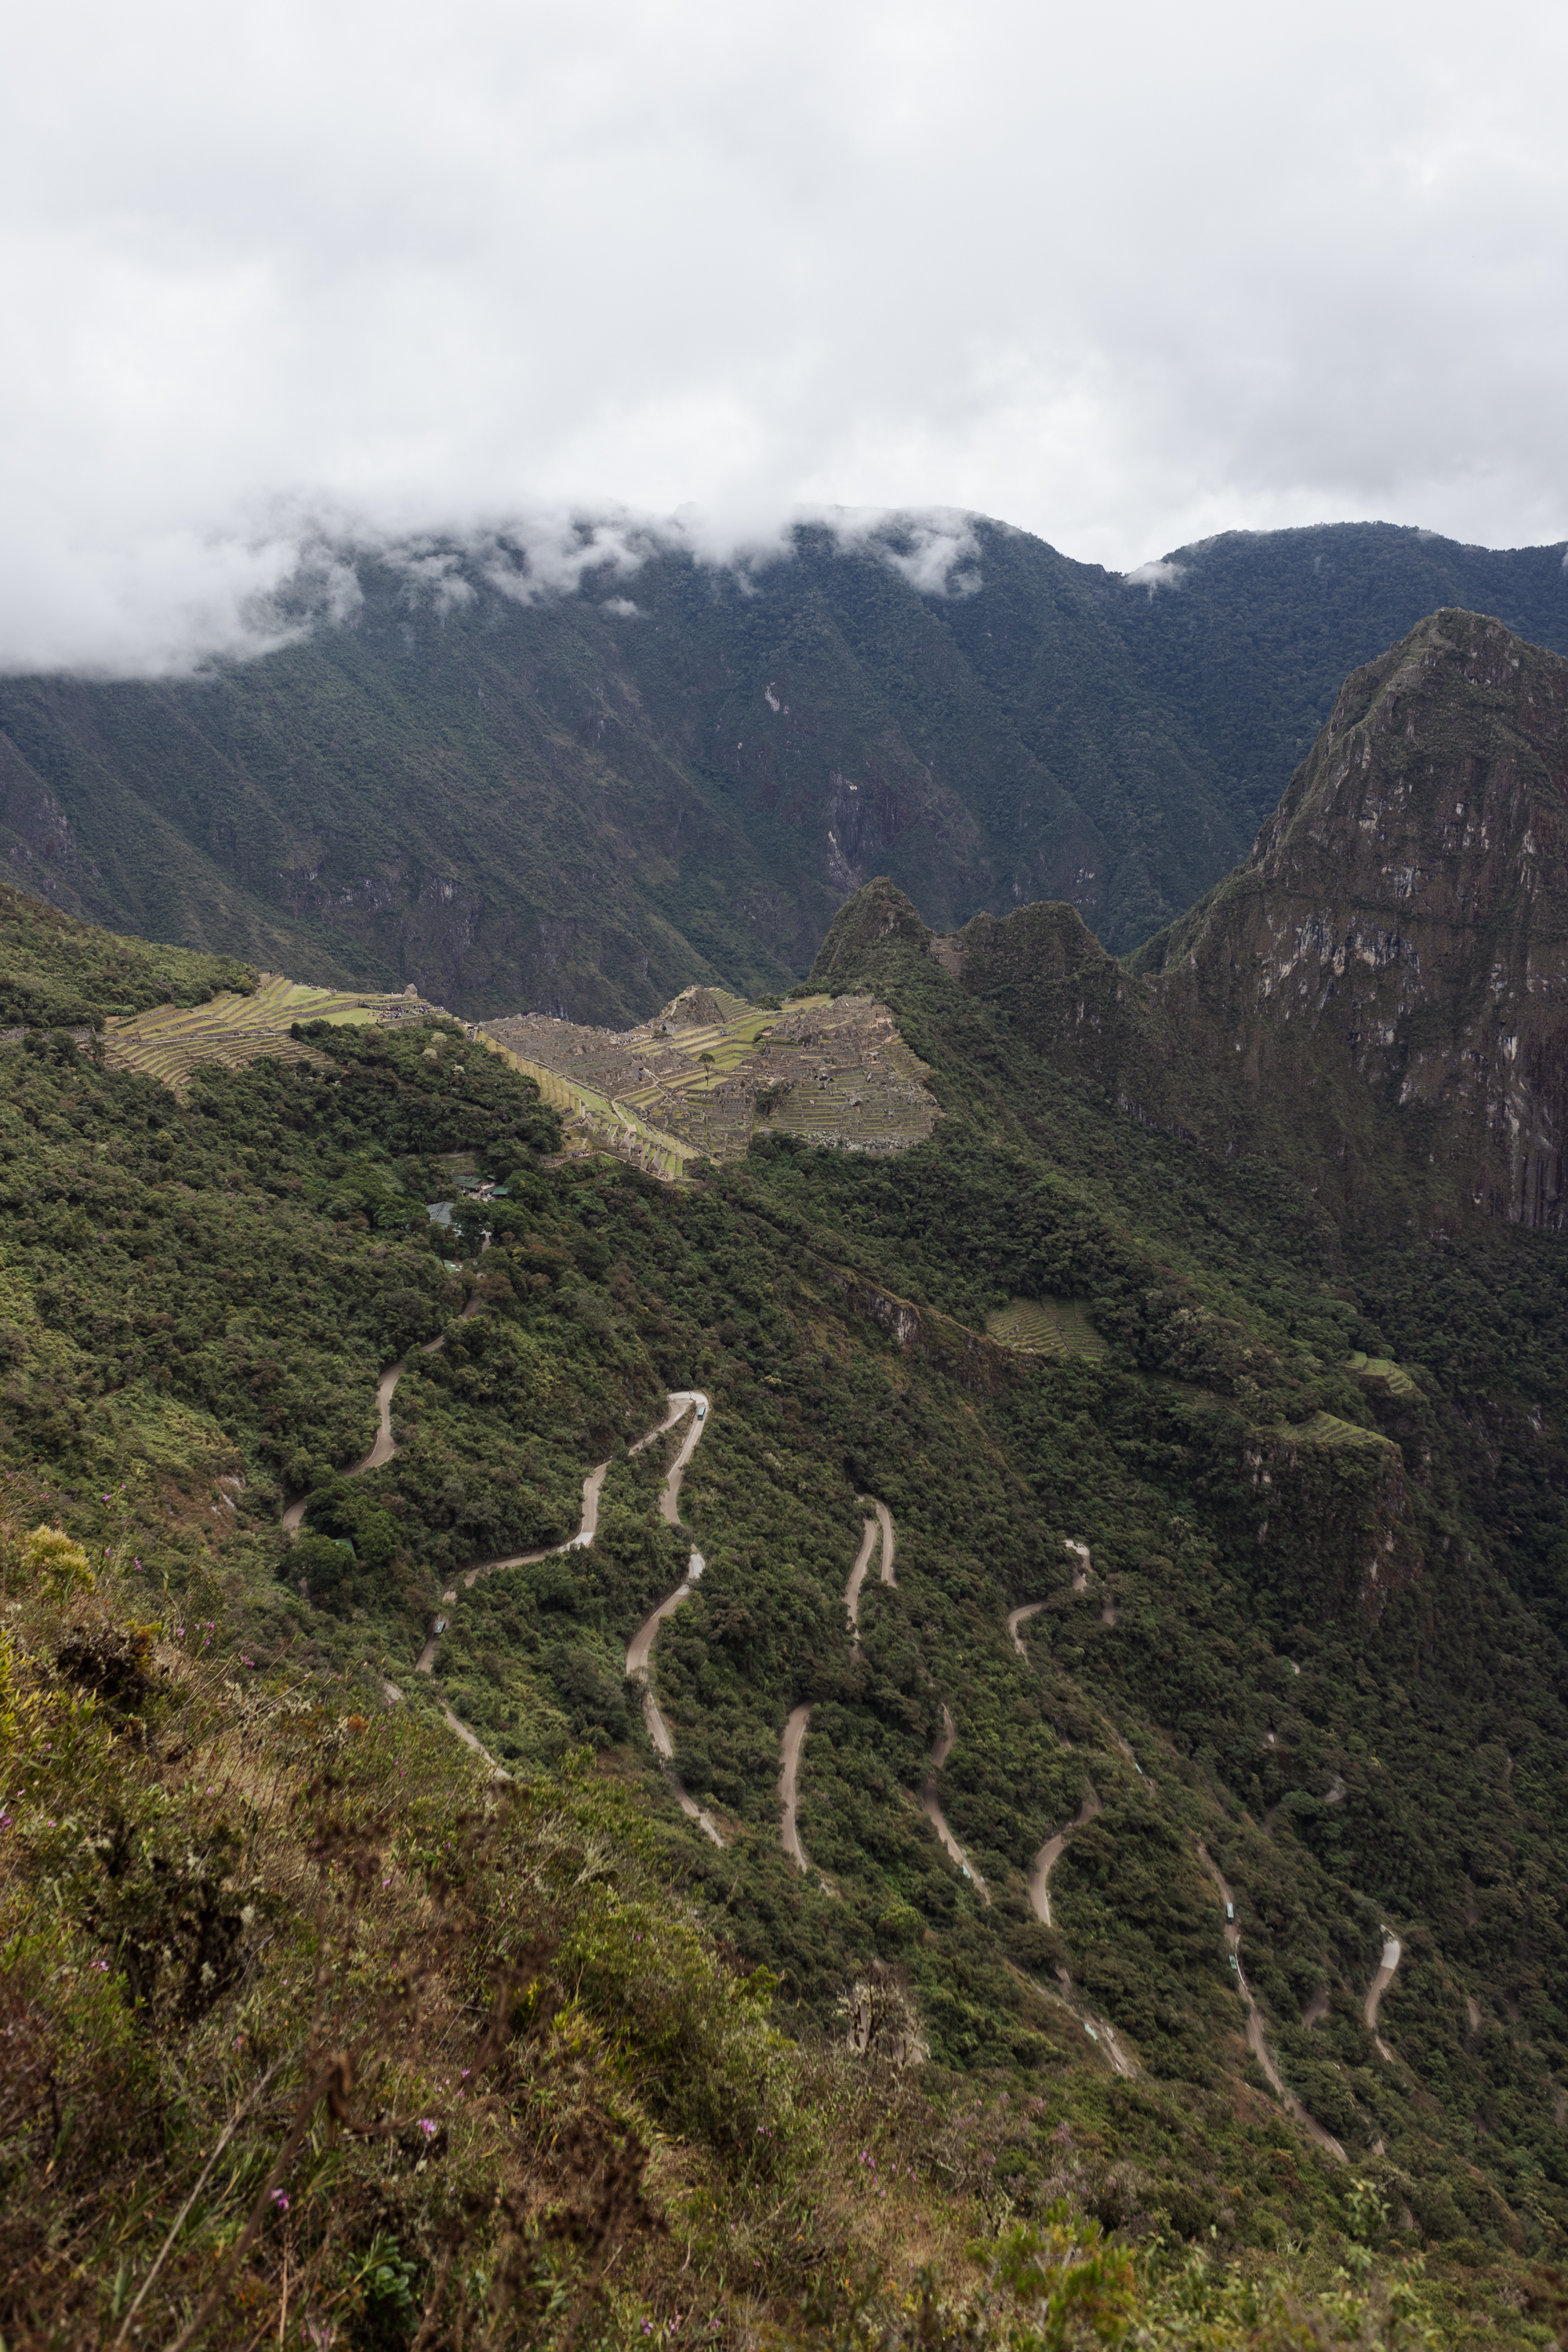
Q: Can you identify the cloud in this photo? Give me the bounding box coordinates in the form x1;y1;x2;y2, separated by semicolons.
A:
2;0;1566;673
825;510;982;597
1123;559;1188;597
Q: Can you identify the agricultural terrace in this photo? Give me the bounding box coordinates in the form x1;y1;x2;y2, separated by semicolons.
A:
985;1297;1109;1359
102;974;440;1097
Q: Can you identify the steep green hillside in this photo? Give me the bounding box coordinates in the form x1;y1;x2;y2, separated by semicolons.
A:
1112;521;1568;823
5;864;1568;2342
0;877;253;1027
2;519;1564;1019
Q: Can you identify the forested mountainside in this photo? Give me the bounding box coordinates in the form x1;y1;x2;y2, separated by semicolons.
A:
933;610;1568;1236
8;677;1568;2351
0;517;1564;1022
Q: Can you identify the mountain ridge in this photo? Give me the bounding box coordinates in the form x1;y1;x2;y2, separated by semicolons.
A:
1;518;1565;1020
878;608;1568;1232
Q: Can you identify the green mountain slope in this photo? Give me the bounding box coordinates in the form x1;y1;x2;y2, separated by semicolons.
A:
1;521;1565;1020
1112;521;1568;823
5;775;1568;2346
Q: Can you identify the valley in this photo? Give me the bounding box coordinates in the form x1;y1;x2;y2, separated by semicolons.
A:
2;519;1565;1025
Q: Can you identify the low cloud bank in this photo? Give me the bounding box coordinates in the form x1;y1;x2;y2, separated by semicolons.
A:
0;503;990;681
1123;557;1188;596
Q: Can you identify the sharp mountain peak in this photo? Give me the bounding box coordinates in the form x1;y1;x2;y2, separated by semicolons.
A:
829;608;1568;1232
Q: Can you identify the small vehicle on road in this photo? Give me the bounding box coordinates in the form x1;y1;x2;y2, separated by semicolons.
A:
433;1616;448;1635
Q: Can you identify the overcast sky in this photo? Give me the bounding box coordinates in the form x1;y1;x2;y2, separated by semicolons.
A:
5;0;1566;673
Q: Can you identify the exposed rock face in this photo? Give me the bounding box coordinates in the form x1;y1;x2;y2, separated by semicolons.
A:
1240;1414;1423;1623
938;611;1568;1231
1144;612;1568;1227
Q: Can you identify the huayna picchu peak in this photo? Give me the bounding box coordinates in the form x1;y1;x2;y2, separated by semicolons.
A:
908;610;1568;1231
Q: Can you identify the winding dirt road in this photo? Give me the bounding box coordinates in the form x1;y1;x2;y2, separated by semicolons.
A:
1007;1602;1045;1656
282;1290;486;1529
844;1501;895;1644
623;1393;725;1846
307;1333;1396;2138
1007;1531;1094;1656
1365;1932;1403;2060
402;1380;725;1838
1028;1788;1102;1929
779;1704;814;1871
843;1519;879;1646
1017;1769;1135;2075
648;1389;710;1523
921;1705;989;1902
778;1502;989;1906
779;1498;898;1876
1196;1844;1347;2163
412;1455;617;1673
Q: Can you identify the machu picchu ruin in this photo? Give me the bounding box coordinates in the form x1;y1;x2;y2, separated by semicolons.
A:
484;982;938;1178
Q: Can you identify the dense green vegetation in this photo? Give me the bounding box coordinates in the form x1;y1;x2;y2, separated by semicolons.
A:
0;878;253;1028
5;879;1568;2343
2;519;1564;1018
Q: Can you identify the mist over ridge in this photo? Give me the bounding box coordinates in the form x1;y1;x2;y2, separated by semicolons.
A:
9;498;1568;686
2;511;1567;1025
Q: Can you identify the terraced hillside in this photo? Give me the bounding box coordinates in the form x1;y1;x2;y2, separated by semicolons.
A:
103;972;443;1096
485;982;938;1176
985;1296;1110;1359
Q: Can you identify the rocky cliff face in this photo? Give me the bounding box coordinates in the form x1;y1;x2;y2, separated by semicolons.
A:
940;611;1568;1231
1143;612;1568;1227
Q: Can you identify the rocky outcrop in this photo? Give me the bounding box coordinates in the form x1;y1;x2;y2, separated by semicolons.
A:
819;1263;1015;1396
1241;1413;1423;1622
1145;612;1568;1228
937;611;1568;1232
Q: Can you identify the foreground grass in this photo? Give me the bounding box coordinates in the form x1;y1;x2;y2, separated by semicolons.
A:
2;1521;1536;2350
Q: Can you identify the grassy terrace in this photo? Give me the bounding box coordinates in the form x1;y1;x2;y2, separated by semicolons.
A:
985;1296;1110;1359
101;975;426;1096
